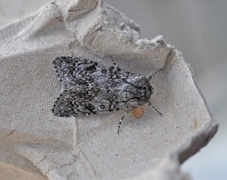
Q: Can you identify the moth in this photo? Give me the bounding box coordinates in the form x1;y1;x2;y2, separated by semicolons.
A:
52;56;162;133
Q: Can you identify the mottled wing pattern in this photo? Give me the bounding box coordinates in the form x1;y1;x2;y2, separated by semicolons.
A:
52;89;97;117
52;57;128;117
52;56;153;118
53;57;102;117
53;57;99;90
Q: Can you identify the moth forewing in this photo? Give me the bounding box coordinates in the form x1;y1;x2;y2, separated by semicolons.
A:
52;57;162;132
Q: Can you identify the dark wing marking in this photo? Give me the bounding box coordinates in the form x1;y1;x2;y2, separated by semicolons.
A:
52;89;98;117
52;88;128;118
52;57;142;118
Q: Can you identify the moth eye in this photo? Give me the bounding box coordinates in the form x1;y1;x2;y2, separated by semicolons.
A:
100;105;105;109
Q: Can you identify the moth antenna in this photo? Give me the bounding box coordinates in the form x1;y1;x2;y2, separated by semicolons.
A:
147;68;163;81
147;101;162;116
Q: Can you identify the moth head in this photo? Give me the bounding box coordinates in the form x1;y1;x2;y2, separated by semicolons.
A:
125;68;163;108
125;75;153;107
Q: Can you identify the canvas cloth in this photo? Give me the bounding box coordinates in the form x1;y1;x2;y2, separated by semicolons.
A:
0;0;218;179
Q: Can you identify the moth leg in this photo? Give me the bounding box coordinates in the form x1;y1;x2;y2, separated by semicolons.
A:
147;68;163;81
147;101;162;116
117;111;129;133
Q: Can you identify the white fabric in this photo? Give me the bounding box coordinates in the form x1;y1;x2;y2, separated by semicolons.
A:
0;0;218;179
